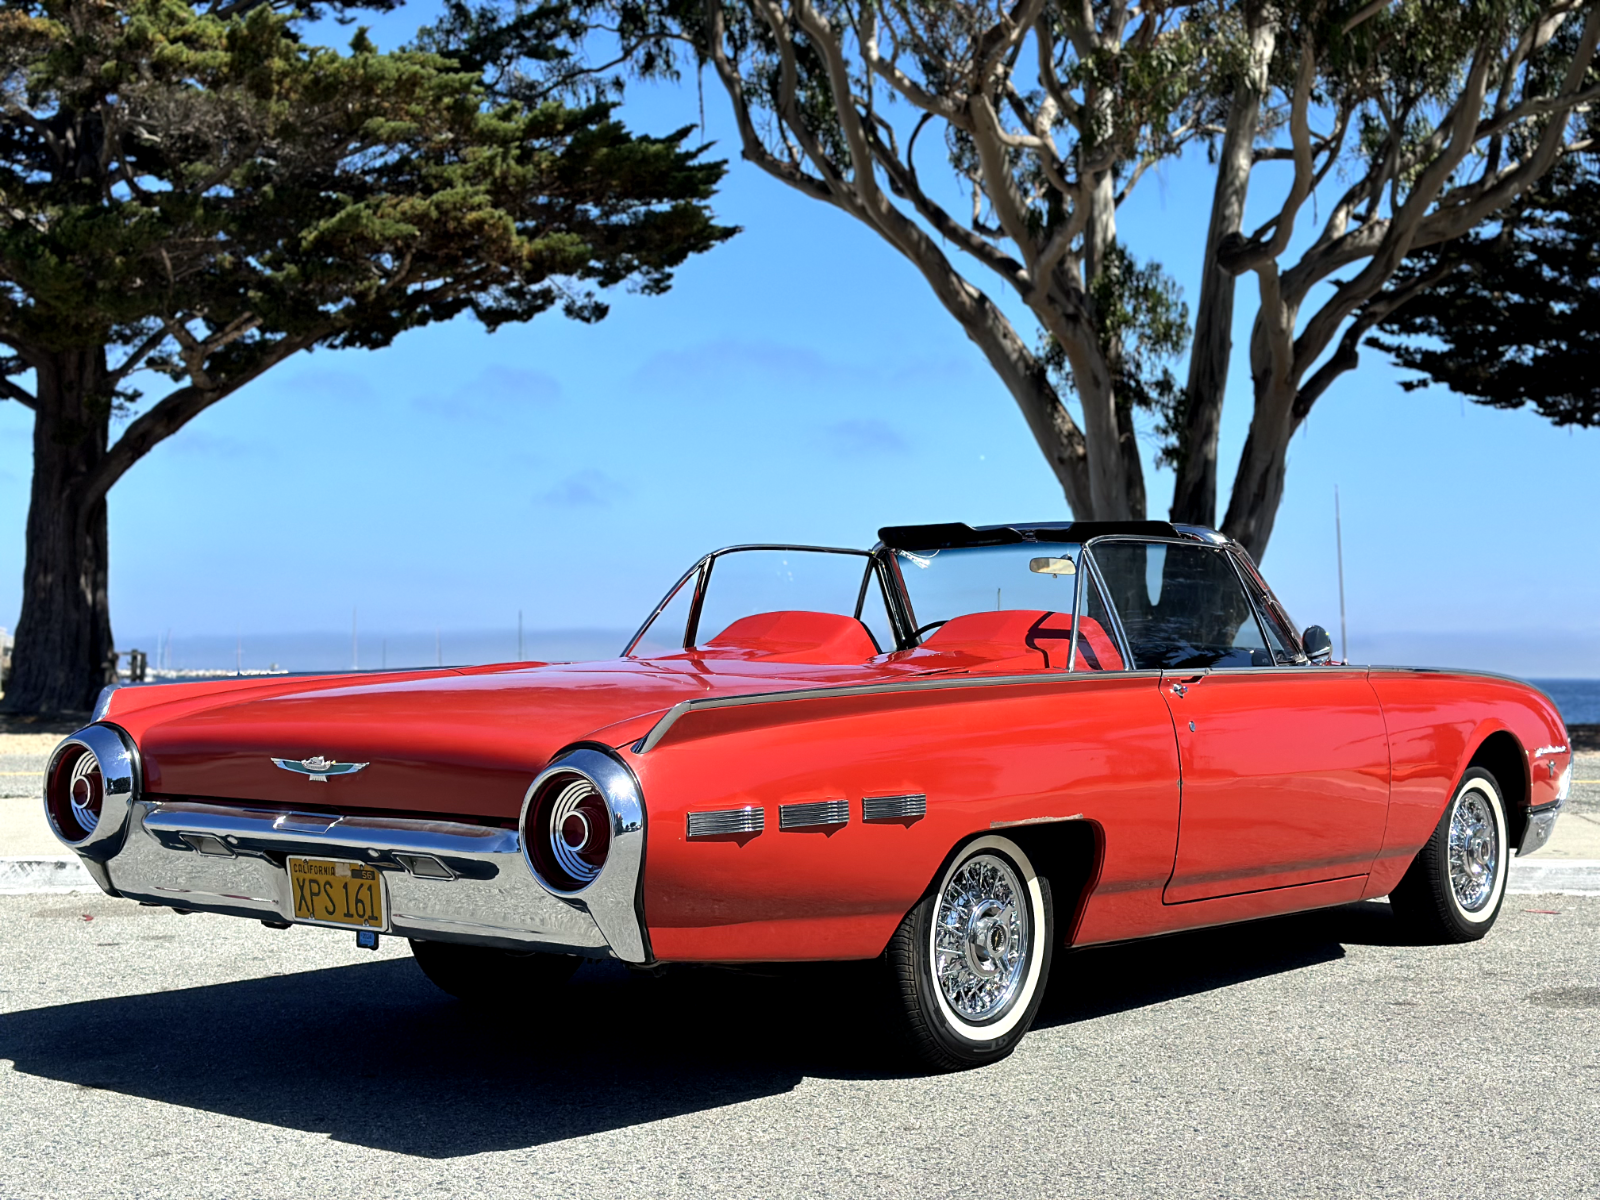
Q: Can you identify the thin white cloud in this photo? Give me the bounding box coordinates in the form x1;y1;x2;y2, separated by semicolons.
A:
540;468;629;507
823;418;911;457
415;365;561;422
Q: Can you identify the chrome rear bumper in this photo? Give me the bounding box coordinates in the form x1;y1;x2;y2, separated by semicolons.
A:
51;731;650;962
87;795;648;960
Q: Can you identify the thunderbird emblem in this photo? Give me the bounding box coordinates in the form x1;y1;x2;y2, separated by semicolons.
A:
271;755;369;783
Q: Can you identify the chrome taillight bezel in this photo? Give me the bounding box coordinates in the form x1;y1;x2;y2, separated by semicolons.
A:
526;771;614;892
44;723;140;859
521;748;640;896
518;745;650;963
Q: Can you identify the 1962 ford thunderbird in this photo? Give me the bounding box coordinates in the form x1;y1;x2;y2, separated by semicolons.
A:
45;521;1572;1070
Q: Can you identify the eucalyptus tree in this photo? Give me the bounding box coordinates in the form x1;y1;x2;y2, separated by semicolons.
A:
0;0;733;713
585;0;1599;553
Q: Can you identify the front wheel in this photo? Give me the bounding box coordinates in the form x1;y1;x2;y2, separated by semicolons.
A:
885;835;1054;1072
1390;767;1510;942
409;938;580;1004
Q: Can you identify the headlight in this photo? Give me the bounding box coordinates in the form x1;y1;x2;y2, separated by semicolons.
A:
44;724;139;857
524;770;613;892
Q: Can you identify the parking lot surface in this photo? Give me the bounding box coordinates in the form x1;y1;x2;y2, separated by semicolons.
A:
2;892;1596;1199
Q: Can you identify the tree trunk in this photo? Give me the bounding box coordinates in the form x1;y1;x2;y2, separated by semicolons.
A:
1116;398;1146;521
1170;7;1276;528
897;238;1096;517
1219;382;1296;561
1075;168;1140;520
1;350;117;716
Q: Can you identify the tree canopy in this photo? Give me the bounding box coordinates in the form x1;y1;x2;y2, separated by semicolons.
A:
530;0;1600;558
1370;158;1600;429
0;0;734;713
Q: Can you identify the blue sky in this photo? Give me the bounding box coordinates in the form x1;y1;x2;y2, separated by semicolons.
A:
0;5;1596;676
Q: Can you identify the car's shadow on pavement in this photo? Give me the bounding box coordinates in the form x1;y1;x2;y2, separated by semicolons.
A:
0;900;1411;1156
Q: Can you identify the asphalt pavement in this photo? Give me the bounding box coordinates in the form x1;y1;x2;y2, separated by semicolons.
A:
2;891;1597;1199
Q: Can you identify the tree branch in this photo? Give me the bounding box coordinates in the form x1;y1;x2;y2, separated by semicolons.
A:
700;0;836;205
85;334;315;508
0;376;37;411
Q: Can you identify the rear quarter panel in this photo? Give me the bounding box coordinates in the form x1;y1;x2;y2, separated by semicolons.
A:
626;674;1180;962
1364;668;1568;896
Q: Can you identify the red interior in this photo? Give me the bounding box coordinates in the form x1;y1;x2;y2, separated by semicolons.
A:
893;610;1124;672
698;610;880;665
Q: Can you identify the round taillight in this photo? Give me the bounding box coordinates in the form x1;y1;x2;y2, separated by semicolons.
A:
47;744;104;843
525;773;612;892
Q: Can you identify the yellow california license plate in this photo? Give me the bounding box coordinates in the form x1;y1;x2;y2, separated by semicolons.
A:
288;857;386;930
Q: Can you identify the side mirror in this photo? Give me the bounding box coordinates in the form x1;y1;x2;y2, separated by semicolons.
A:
1302;625;1333;663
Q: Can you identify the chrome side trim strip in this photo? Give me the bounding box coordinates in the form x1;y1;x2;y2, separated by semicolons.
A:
778;799;849;830
863;794;927;822
687;807;764;837
636;669;1167;753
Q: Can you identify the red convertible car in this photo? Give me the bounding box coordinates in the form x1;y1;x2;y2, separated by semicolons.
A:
46;521;1571;1069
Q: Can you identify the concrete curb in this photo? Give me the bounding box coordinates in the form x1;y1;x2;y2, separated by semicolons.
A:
0;855;96;894
1506;857;1600;896
3;854;1599;898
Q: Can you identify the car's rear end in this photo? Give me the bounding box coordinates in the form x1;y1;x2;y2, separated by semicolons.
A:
41;665;702;962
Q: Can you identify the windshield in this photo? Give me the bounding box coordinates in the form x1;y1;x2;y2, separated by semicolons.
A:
628;547;896;656
892;543;1086;633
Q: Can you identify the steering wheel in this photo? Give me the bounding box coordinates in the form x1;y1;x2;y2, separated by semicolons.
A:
912;620;948;640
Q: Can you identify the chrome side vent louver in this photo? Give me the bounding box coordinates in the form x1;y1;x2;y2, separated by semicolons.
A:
778;799;850;831
862;794;927;822
686;807;765;838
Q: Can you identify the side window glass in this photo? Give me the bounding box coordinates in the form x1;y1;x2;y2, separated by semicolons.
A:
1073;573;1126;671
628;570;699;657
856;563;895;654
1232;553;1305;663
1089;541;1272;670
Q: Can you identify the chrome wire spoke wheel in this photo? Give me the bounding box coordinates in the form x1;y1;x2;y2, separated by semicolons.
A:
1391;766;1508;943
1448;788;1499;913
888;833;1054;1070
931;854;1030;1024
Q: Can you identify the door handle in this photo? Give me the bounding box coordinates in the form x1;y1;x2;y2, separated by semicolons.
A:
1170;682;1187;697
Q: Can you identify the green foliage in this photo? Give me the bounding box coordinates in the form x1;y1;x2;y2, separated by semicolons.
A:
0;0;734;414
1369;157;1600;429
1042;244;1192;466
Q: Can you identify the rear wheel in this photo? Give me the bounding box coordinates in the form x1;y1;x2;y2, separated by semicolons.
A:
885;835;1054;1072
1390;767;1509;942
409;938;580;1003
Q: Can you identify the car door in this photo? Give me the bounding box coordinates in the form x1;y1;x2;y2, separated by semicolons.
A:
1089;538;1391;903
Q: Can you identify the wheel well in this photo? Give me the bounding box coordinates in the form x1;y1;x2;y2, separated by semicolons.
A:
1002;820;1102;946
1470;730;1528;849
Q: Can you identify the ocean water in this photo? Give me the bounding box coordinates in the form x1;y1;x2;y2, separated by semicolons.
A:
1529;679;1600;727
112;631;1600;726
129;628;636;676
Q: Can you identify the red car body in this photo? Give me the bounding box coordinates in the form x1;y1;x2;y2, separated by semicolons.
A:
46;521;1572;974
